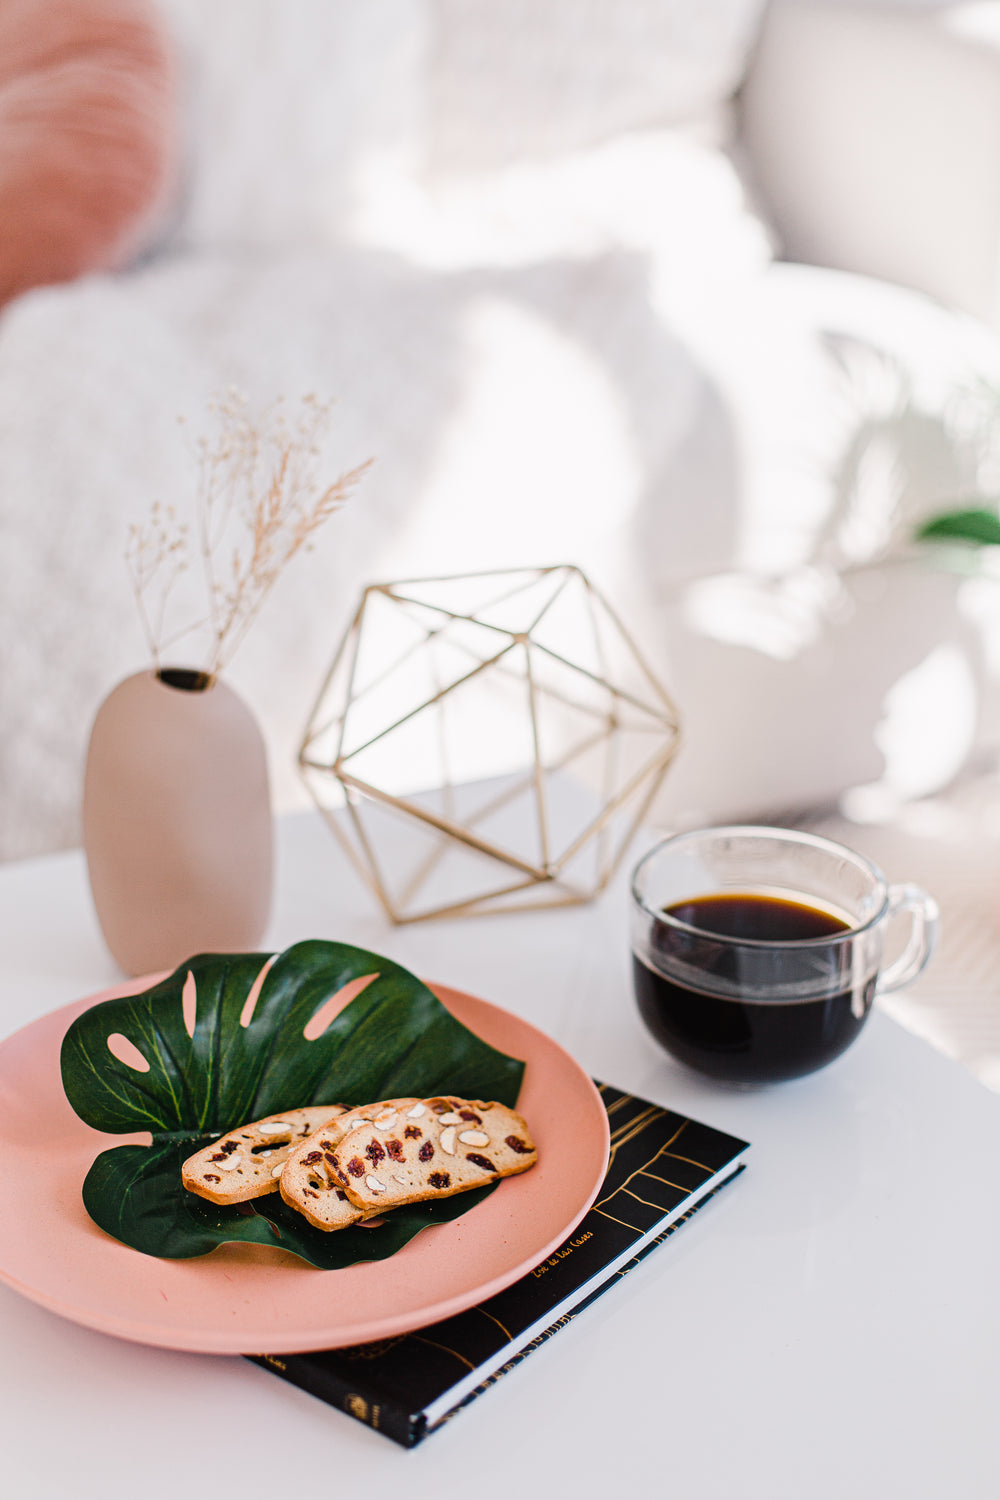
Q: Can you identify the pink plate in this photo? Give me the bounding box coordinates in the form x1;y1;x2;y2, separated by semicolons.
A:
0;979;609;1354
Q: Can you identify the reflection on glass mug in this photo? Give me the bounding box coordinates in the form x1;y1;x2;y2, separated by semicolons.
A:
630;826;939;1084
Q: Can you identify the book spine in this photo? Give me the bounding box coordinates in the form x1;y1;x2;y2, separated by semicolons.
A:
247;1353;423;1449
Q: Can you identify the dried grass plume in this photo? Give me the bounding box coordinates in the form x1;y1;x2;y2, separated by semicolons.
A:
126;391;371;679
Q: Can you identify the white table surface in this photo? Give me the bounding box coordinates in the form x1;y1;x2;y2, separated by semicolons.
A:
1;808;998;1500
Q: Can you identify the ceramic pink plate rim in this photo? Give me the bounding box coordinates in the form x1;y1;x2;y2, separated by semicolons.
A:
0;976;610;1354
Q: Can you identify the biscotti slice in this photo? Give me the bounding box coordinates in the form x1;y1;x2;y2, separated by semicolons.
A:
333;1096;537;1215
181;1104;348;1206
279;1098;425;1231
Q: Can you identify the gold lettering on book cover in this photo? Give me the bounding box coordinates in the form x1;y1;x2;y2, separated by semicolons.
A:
345;1394;369;1423
531;1230;593;1276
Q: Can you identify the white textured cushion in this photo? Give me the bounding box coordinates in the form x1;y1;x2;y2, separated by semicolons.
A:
154;0;766;250
425;0;767;169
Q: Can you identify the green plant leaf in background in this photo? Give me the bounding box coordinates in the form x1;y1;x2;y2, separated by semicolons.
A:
914;506;1000;548
60;940;525;1268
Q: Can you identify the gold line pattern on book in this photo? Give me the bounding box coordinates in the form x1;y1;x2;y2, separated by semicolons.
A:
661;1151;715;1172
591;1204;645;1232
596;1119;689;1208
409;1335;477;1372
605;1106;666;1168
632;1175;694;1199
610;1104;660;1142
642;1168;704;1193
621;1186;682;1211
476;1306;513;1340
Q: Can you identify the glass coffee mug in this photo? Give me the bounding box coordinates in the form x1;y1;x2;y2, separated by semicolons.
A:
630;826;939;1083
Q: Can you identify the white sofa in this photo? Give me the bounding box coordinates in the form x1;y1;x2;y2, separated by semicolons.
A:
5;0;1000;861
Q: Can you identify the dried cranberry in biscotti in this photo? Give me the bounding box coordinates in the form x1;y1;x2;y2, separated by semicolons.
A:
465;1153;496;1173
419;1140;434;1161
386;1138;404;1161
505;1135;532;1154
404;1124;422;1139
365;1139;385;1164
428;1172;451;1189
346;1156;365;1178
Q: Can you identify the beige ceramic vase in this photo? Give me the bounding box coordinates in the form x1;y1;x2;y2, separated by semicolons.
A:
83;668;273;977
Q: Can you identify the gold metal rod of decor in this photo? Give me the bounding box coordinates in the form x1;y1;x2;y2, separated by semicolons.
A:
332;615;445;724
457;724;611;838
597;692;621;879
392;655;461;910
397;827;452;910
342;790;405;923
333;610;367;767
576;571;681;716
553;741;680;875
523;641;552;871
397;872;554;926
430;632;459;828
336;640;520;766
523;563;575;636
457;765;542;834
594;750;680;891
382;590;522;644
404;609;623;727
436;634;616;727
377;564;564;590
334;770;551;881
452;567;570;628
400;885;600;924
398;764;546;908
528;637;679;729
551;740;682;873
393;714;615;904
396;862;598;924
298;595;366;756
583;572;614;702
305;781;383;900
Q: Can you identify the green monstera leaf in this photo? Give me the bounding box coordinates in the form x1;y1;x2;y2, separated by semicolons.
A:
60;940;525;1268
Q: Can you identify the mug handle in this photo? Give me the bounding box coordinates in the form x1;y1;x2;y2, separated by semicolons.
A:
875;883;940;995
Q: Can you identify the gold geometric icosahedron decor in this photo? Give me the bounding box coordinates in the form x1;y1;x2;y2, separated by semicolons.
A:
299;565;681;923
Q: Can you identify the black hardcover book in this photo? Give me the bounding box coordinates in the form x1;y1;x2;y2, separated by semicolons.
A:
248;1083;749;1447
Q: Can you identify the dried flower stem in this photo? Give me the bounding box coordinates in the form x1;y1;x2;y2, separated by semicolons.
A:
126;393;370;677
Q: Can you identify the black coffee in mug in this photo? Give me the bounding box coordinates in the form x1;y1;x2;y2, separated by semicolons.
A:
631;829;936;1085
632;891;875;1084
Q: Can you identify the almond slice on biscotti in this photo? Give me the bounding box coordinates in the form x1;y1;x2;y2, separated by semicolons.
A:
334;1097;537;1215
279;1098;427;1231
181;1104;348;1205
